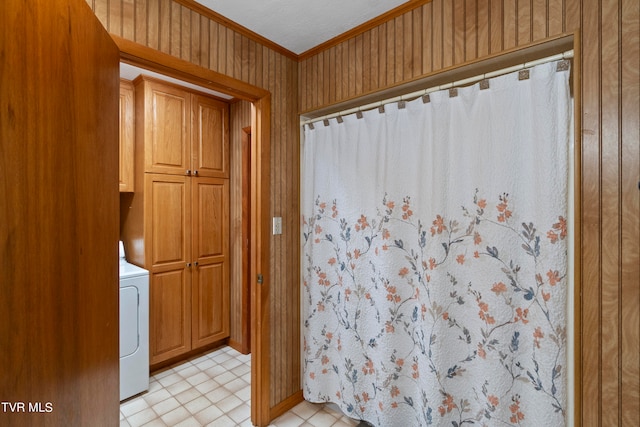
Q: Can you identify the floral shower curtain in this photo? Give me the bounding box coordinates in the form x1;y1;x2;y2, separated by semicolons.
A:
301;60;572;426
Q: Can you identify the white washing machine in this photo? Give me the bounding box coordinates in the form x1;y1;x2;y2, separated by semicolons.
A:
119;242;149;401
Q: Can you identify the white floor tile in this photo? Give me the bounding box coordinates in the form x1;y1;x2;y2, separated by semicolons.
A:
120;345;349;427
126;408;157;426
160;406;190;426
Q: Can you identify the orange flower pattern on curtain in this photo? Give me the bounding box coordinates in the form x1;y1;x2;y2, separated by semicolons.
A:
301;60;572;426
303;191;567;425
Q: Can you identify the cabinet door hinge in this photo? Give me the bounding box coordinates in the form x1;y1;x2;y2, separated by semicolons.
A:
257;274;263;284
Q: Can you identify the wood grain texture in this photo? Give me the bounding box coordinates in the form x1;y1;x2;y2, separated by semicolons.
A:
1;0;120;424
90;0;640;424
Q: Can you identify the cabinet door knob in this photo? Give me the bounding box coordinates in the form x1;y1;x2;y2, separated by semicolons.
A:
186;169;191;176
186;262;192;268
193;170;198;176
194;261;199;267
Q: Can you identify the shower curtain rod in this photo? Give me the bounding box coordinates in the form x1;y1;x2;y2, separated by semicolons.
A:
301;49;574;127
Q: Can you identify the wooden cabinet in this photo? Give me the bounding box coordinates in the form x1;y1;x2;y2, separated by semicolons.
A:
191;177;230;348
134;76;229;178
122;77;231;367
191;94;229;178
119;79;135;192
144;174;230;364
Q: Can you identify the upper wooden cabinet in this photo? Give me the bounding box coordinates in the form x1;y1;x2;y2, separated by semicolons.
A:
134;76;229;178
192;94;230;178
119;79;135;192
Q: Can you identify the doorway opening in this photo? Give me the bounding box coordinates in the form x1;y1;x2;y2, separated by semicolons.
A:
116;35;271;427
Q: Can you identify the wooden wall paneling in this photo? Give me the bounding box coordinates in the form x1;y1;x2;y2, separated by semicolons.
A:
169;2;181;58
477;0;489;58
378;23;388;89
600;0;623;423
422;3;433;75
348;38;357;97
355;34;364;95
412;7;423;78
362;30;371;93
580;0;603;424
216;23;226;75
147;0;159;50
134;0;146;46
122;0;134;40
256;42;265;90
234;32;243;80
190;9;201;65
532;0;547;41
309;53;317;111
208;20;218;73
370;27;380;90
329;47;337;104
242;36;251;84
332;43;344;100
621;0;640;422
228;28;237;79
489;0;503;53
548;0;564;36
394;16;403;83
503;0;517;50
179;4;190;61
109;0;122;36
517;0;532;46
386;19;395;86
621;0;640;421
299;56;307;112
465;0;478;62
317;49;324;107
94;0;108;28
443;0;454;67
454;0;466;64
565;0;581;33
340;38;348;99
402;12;412;79
432;0;443;70
322;51;335;103
200;14;210;68
159;0;171;54
270;51;281;406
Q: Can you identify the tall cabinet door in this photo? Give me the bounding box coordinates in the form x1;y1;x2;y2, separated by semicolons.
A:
146;174;193;364
192;94;229;178
191;177;230;347
138;79;191;175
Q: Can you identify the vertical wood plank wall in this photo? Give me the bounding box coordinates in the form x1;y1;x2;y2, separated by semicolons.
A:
87;0;302;412
299;0;640;425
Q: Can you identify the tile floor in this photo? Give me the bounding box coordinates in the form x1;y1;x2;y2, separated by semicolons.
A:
120;346;360;427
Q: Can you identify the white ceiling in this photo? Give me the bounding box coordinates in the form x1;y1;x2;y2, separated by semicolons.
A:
193;0;411;55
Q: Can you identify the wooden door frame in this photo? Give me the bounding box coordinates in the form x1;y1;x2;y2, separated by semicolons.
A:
240;126;253;355
113;36;272;427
